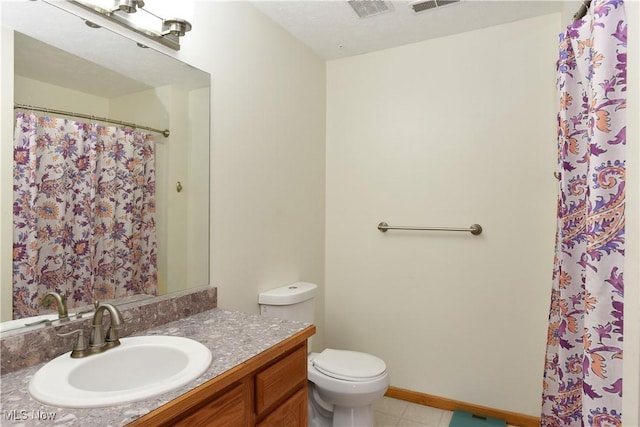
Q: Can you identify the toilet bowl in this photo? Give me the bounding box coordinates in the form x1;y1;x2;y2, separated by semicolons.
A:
307;349;390;427
258;282;390;427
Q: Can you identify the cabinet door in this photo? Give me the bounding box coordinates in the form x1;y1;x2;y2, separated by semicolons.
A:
255;345;307;415
171;381;252;427
257;387;307;427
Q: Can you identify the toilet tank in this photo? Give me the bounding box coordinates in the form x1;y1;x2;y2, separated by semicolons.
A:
258;282;316;323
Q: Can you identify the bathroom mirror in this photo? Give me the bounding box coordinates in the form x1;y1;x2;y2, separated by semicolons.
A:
1;1;210;330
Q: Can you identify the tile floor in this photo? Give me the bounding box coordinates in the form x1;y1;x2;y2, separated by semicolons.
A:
373;397;453;427
373;397;518;427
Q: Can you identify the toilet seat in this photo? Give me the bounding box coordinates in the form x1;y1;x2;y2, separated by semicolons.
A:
311;349;387;382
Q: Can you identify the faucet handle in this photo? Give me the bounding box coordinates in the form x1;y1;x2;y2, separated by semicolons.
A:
57;329;89;358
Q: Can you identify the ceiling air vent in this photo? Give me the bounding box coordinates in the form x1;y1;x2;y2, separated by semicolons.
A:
410;0;460;13
348;1;394;19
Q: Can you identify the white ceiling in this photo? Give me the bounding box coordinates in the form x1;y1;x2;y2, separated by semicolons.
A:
250;0;565;60
3;0;568;98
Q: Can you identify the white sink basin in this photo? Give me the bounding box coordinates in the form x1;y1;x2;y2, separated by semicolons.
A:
29;335;212;408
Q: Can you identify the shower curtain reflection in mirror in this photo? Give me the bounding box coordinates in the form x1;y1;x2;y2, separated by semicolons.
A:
12;112;158;319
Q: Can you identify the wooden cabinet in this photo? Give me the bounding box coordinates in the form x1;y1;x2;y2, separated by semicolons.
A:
256;345;307;416
128;326;314;427
170;380;252;427
257;388;307;427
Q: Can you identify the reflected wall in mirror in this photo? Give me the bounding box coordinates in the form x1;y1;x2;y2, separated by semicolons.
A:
0;0;210;329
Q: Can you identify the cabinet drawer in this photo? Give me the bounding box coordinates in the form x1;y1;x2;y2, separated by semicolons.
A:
172;381;251;427
255;344;307;415
257;387;307;427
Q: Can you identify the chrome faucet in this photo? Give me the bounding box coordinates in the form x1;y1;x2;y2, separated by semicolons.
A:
42;291;69;321
89;303;125;352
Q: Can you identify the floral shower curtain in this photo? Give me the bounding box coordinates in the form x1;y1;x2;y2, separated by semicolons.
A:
541;0;626;425
13;112;158;318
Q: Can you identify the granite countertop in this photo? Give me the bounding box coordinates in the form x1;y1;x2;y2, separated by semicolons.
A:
0;308;311;426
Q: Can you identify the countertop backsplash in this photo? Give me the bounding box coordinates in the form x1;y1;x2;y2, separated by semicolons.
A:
0;286;217;375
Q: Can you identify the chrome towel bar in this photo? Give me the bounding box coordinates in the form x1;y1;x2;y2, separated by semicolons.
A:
377;222;483;235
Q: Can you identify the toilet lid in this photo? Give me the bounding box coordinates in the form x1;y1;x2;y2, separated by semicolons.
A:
312;349;386;382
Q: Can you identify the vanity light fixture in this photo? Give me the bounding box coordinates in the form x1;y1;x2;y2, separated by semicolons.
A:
84;19;102;28
116;0;145;13
55;0;193;51
163;18;192;38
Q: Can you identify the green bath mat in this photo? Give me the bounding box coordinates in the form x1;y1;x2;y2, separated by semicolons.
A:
449;410;506;427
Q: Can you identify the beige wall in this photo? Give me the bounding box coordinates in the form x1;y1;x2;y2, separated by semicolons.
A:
326;14;560;416
178;1;327;350
14;76;110;115
0;25;13;321
325;7;639;422
187;87;212;291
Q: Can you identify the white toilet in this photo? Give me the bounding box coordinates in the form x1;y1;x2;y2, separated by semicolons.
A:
258;282;389;427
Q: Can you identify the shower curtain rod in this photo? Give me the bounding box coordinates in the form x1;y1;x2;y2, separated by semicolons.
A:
573;0;592;21
14;103;170;138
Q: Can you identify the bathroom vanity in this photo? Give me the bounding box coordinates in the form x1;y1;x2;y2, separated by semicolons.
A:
130;330;310;426
0;307;315;427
